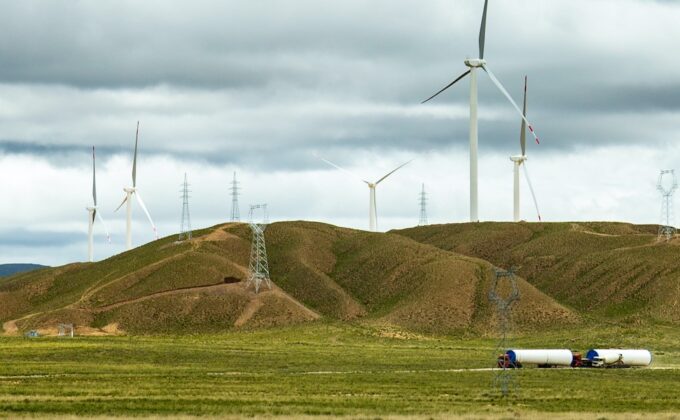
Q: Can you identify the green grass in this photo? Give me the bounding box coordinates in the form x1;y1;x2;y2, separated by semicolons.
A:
1;323;679;417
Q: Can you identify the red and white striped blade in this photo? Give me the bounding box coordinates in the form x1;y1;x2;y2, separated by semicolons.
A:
134;190;159;240
95;211;112;243
483;64;540;145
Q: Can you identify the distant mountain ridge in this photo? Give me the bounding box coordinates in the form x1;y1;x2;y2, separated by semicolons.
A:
0;264;47;277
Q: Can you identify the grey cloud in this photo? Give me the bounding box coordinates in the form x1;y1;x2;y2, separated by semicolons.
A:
0;0;678;167
0;1;443;89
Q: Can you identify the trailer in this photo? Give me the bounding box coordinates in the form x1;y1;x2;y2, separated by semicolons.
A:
585;349;652;368
501;349;575;368
499;348;652;369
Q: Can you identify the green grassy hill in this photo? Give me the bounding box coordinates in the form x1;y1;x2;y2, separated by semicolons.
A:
0;221;578;336
394;222;679;324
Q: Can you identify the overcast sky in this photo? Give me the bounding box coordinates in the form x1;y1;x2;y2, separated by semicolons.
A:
1;0;680;265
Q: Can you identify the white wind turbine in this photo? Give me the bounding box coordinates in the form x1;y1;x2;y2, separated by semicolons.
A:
510;76;541;222
115;122;158;250
422;0;542;222
86;146;111;262
320;157;412;232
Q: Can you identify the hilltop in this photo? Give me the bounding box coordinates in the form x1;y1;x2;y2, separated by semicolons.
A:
0;221;576;336
394;222;679;324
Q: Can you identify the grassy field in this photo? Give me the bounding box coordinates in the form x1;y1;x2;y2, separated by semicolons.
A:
1;323;680;418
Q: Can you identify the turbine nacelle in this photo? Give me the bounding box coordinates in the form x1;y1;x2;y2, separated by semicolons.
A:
464;58;486;68
124;187;136;194
509;155;527;164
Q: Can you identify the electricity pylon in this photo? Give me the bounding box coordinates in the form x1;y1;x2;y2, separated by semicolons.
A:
418;183;428;226
247;204;271;293
178;173;192;241
657;170;678;241
489;267;520;397
230;172;240;222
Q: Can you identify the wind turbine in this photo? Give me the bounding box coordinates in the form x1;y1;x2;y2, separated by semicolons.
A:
510;76;541;222
422;0;541;222
320;157;412;232
86;146;111;262
115;122;158;250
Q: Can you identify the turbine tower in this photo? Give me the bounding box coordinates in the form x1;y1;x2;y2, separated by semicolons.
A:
418;183;428;226
230;171;240;222
422;0;542;222
247;204;271;293
115;121;159;250
178;173;192;241
86;146;110;262
320;157;412;232
510;76;542;222
657;170;678;240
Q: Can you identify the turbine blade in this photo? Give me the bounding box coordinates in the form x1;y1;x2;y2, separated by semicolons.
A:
134;190;158;240
95;211;112;243
483;64;541;145
375;159;413;185
92;146;97;206
522;163;542;221
374;192;378;231
114;195;128;212
479;0;489;59
421;70;471;104
521;76;527;156
317;155;369;184
92;208;97;224
132;121;139;188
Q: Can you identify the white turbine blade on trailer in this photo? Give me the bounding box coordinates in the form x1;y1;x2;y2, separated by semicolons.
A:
482;64;541;145
375;159;413;185
134;190;158;239
114;195;128;212
95;211;112;243
317;155;370;184
522;163;542;221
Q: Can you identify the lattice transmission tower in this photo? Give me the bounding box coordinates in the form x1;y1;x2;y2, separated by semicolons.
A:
230;171;241;222
178;173;192;241
489;267;520;397
247;204;271;293
418;183;428;226
657;170;678;241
